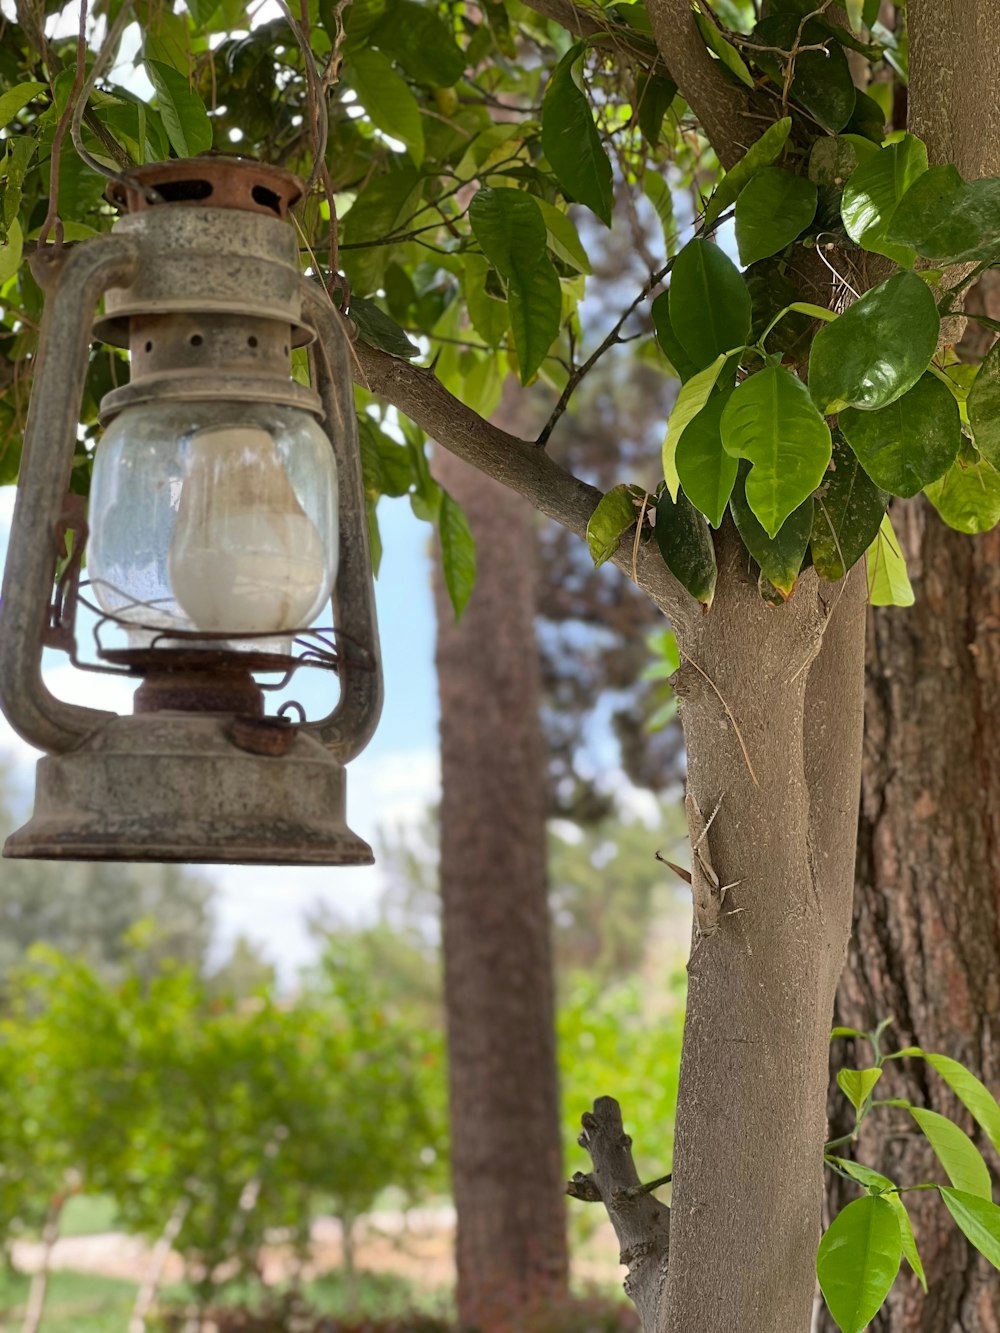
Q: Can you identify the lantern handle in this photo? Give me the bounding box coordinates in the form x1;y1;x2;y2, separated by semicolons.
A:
298;283;384;763
0;235;140;754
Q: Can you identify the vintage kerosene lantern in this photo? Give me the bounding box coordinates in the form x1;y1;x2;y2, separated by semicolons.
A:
0;157;383;864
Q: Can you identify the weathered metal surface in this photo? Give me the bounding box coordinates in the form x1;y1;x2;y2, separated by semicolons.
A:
0;235;139;754
105;157;303;219
3;714;373;865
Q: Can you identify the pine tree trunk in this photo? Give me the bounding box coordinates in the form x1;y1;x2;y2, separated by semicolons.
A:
820;6;1000;1330
433;426;568;1330
655;529;868;1333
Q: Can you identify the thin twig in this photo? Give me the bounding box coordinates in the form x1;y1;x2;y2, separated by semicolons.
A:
37;0;91;248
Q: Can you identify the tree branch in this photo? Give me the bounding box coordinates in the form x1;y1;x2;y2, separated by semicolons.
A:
644;0;756;169
351;340;685;615
567;1098;671;1332
518;0;666;72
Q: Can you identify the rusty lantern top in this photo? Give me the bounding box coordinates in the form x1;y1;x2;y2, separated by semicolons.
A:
106;156;305;218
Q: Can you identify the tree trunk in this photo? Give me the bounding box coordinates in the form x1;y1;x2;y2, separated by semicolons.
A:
656;530;867;1333
821;6;1000;1330
433;415;569;1331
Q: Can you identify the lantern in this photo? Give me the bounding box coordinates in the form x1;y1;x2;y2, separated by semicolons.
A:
0;158;383;864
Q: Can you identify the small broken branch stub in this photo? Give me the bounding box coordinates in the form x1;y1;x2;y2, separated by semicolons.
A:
566;1097;670;1332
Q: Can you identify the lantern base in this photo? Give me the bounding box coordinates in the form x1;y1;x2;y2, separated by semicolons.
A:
2;714;373;866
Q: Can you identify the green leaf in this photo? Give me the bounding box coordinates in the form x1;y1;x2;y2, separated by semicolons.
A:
587;485;638;567
439;491;477;618
841;134;929;267
940;1188;1000;1271
888;165;1000;265
508;257;562;384
721;367;832;538
469;187;547;283
462;257;508;349
654;488;717;606
838;1067;883;1111
704;116;792;228
751;17;857;133
840;374;961;498
369;1;466;87
0;81;47;130
735;167;818;266
846;87;886;142
694;10;755;88
651;291;700;382
925;455;1000;534
866;514;913;607
669;238;752;371
662;352;733;499
536;198;592;274
967;336;1000;469
817;1196;902;1333
922;1054;1000;1157
676;392;738;529
347;49;425;165
730;464;813;598
0;218;22;284
145;60;213;157
635;72;677;146
827;1160;927;1291
845;0;864;34
909;1107;993;1200
342;168;423;295
541;43;614;225
349;295;419;360
809;271;939;415
811;432;888;581
0;137;36;233
809;134;878;187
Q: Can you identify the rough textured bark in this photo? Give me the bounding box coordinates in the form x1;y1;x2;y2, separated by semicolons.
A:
822;7;1000;1330
653;531;868;1333
433;429;568;1331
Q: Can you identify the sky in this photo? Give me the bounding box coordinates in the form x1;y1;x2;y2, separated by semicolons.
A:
0;488;444;978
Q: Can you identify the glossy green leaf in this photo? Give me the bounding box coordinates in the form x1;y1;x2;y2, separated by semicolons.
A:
841;134;929;267
145;60;213;157
587;485;639;567
669;238;752;371
722;367;832;538
809;271;939;415
840;374;961;498
654;488;717;607
463;257;508;349
469;187;547;282
866;513;914;607
809;134;877;187
910;1108;993;1200
676;392;738;529
0;81;46;130
730;464;813;597
370;1;466;87
536;198;592;274
845;0;864;34
0;137;36;233
751;17;857;133
508;257;562;384
662;352;733;499
735;168;817;266
838;1067;882;1111
827;1159;927;1291
651;291;700;383
349;295;419;359
888;165;1000;264
704;116;792;228
439;491;477;618
693;10;755;88
542;43;614;226
940;1189;1000;1271
967;337;1000;469
0;218;22;284
925;456;1000;534
922;1054;1000;1156
817;1196;902;1333
635;72;677;146
347;49;425;165
811;433;888;580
